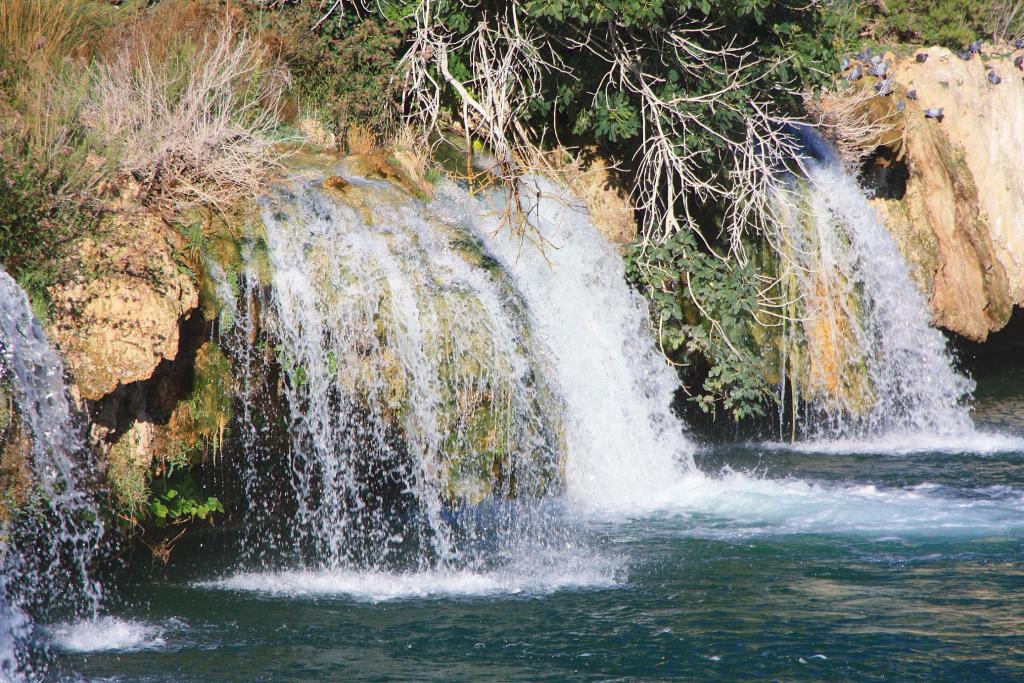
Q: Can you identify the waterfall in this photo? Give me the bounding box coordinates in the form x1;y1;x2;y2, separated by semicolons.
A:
239;167;567;571
436;176;695;505
226;161;698;579
0;268;103;677
778;131;977;445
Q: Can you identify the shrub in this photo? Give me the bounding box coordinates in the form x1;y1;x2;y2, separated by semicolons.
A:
869;0;1023;47
253;4;403;146
82;10;290;214
625;230;774;421
0;141;97;318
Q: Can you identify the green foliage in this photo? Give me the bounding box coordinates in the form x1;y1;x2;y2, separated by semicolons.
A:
626;231;774;421
147;465;223;527
424;165;443;185
255;5;403;141
0;142;98;319
184;341;235;458
868;0;1020;48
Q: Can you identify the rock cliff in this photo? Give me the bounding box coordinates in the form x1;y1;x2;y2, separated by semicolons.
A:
49;215;199;400
827;45;1024;341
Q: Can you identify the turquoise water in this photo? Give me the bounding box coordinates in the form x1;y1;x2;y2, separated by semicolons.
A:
43;378;1024;682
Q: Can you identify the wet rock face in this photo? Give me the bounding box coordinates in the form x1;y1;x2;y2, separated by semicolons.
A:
861;46;1024;341
49;215;199;400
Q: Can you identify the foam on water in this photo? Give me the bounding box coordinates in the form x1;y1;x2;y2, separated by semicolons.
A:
764;430;1024;455
202;552;620;602
586;469;1024;539
50;617;169;653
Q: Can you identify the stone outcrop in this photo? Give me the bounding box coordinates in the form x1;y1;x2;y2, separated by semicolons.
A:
49;214;199;400
826;45;1024;341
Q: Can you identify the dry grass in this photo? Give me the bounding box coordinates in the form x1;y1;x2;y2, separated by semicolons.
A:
0;0;100;68
346;124;378;155
81;9;291;214
804;83;902;167
0;0;112;196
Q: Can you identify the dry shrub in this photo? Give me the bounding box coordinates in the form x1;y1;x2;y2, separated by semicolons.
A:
534;148;637;244
805;83;901;167
82;8;290;214
346;124;378;155
988;0;1024;42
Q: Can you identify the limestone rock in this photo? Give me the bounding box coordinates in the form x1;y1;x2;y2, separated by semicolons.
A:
854;45;1024;341
322;175;351;194
50;215;199;400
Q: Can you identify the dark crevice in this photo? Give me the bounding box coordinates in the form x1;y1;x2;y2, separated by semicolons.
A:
87;309;210;444
950;306;1024;378
861;147;909;200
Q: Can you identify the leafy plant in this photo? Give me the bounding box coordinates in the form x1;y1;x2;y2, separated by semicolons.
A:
147;465;223;528
626;230;775;421
253;5;402;143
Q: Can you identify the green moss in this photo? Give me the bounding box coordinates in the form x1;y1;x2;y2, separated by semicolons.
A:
107;423;152;516
184;341;235;459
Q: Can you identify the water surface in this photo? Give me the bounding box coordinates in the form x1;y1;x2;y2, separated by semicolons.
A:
48;390;1024;682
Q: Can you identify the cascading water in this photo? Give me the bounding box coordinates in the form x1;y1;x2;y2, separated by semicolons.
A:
0;268;104;678
231;165;570;577
208;145;1022;609
776;131;986;448
214;159;705;594
435;176;696;505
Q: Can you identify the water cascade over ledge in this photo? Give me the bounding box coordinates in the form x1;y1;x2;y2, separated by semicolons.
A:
774;131;1017;452
0;268;104;678
213;159;705;591
207;150;1022;606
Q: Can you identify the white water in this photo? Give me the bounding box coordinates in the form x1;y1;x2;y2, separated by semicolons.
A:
600;469;1024;538
778;132;996;447
204;546;620;602
434;177;696;506
50;617;169;653
204;254;240;333
245;168;565;570
0;268;104;677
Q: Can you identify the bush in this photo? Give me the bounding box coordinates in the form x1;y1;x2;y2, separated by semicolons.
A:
625;230;774;421
869;0;1023;47
0;141;97;318
0;0;107;315
252;4;403;146
82;8;290;213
